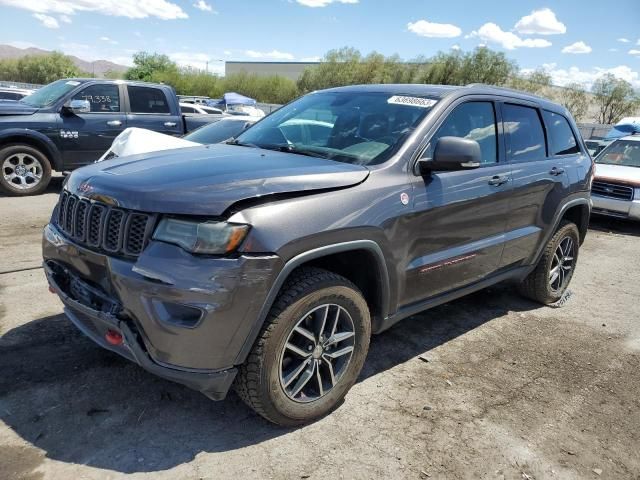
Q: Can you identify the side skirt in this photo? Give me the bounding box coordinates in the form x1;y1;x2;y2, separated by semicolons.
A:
374;265;531;334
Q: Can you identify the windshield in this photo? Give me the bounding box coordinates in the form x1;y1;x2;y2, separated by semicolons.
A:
21;79;84;108
234;91;436;165
595;139;640;168
184;119;255;144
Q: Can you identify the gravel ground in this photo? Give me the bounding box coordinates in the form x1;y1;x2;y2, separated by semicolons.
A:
1;184;639;480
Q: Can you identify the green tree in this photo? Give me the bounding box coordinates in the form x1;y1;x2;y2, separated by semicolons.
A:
0;52;80;84
555;82;589;121
508;68;552;95
591;74;640;124
124;52;178;82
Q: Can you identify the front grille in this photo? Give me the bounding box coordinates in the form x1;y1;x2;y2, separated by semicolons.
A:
55;191;155;257
592;181;634;201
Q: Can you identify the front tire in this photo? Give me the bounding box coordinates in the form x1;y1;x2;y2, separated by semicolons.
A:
0;144;52;196
518;220;580;304
235;267;371;426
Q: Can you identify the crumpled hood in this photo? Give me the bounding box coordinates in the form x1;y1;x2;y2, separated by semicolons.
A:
0;100;38;116
595;163;640;187
66;143;369;215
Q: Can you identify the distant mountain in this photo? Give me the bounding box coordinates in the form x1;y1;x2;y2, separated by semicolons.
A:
0;44;128;78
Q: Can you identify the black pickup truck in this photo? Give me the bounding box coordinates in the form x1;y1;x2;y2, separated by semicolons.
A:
0;78;223;195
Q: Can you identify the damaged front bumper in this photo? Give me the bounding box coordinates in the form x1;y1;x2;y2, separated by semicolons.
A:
42;223;280;400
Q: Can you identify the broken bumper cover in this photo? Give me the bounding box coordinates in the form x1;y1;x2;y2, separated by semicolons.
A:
42;223;280;400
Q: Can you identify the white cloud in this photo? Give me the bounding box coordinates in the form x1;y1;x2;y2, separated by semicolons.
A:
59;14;71;23
99;36;118;45
629;49;640;57
562;41;592;54
514;8;566;35
169;52;224;74
300;56;321;62
469;23;551;50
296;0;357;7
407;19;461;38
33;13;59;28
451;44;461;51
618;38;630;43
223;50;232;56
540;64;640;89
245;49;294;60
0;0;188;20
193;0;214;12
609;48;618;52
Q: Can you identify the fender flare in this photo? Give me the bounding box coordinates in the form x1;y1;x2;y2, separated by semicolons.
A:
530;195;591;269
0;129;63;171
234;240;391;365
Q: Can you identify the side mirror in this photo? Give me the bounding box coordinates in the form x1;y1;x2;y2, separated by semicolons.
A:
415;136;482;175
64;99;90;115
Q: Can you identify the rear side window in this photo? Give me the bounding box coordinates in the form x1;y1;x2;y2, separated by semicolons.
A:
426;101;497;165
128;86;170;114
72;84;120;112
181;105;196;113
503;104;546;162
543;111;580;155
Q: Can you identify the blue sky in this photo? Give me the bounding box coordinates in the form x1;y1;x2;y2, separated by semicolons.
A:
0;0;638;88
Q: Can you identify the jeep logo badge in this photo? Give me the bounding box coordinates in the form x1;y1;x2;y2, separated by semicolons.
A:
78;182;93;194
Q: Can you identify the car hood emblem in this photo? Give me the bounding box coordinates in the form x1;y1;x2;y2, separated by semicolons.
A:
78;182;93;194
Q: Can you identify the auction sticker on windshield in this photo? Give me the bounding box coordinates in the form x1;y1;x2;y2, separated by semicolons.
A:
387;95;437;108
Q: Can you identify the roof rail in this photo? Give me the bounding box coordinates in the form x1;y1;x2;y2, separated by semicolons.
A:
464;83;549;101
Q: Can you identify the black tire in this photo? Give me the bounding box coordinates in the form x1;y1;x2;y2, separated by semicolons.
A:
234;267;371;426
518;220;580;304
0;144;52;196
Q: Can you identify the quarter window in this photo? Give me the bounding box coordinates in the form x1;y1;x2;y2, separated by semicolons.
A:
425;101;497;164
128;86;170;114
503;104;546;162
72;84;120;113
543;110;580;156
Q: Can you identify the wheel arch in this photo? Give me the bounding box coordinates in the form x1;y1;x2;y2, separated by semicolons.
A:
234;240;391;365
0;129;62;171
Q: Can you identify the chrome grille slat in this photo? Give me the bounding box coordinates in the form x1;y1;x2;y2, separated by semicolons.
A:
592;181;634;201
54;192;154;258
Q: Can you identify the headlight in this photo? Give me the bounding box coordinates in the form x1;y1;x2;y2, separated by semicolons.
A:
153;218;250;254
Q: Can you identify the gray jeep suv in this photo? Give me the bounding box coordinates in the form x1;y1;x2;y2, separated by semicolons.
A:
43;84;593;425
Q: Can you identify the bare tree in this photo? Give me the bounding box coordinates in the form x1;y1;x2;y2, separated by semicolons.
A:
591;74;639;124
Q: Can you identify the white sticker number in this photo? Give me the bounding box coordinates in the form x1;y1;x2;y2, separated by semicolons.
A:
387;95;437;108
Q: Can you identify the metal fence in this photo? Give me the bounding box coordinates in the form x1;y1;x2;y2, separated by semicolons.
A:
577;123;611;140
0;80;43;90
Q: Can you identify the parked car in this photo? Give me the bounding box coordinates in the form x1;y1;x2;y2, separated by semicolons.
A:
43;84;592;426
591;134;640;220
179;102;224;115
0;78;223;196
0;86;35;101
97;116;262;161
585;139;609;158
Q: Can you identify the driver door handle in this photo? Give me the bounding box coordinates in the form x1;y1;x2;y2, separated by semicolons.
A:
107;120;122;127
549;167;565;176
488;175;509;186
164;121;177;127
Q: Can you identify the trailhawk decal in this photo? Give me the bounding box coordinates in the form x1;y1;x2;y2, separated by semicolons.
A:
387;95;437;108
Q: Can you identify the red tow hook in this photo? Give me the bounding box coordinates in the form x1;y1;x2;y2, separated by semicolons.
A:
105;330;124;346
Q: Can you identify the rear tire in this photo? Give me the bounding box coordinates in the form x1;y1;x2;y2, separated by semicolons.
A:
0;144;52;196
234;267;371;426
518;220;580;304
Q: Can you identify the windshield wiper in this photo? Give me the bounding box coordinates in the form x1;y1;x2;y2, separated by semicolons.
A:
256;144;330;159
226;138;260;148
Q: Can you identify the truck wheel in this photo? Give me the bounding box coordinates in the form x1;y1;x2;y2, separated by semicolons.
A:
235;267;371;426
0;144;52;196
518;220;580;304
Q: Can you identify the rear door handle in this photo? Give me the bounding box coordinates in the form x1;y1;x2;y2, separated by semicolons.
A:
107;120;122;127
488;175;509;186
549;167;565;176
164;121;177;127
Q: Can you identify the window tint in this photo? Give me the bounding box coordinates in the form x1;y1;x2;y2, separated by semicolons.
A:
0;91;23;100
72;84;120;112
543;110;579;155
181;105;196;113
128;86;170;114
426;102;497;164
503;104;546;162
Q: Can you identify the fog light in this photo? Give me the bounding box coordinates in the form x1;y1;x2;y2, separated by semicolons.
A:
105;329;123;345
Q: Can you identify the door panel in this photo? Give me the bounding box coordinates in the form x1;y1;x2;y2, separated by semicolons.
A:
58;83;126;168
125;85;182;136
402;100;511;306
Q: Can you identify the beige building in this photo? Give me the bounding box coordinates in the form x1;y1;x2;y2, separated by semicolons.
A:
225;61;319;81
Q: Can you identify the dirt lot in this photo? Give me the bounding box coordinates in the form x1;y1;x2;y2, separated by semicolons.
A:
1;181;639;480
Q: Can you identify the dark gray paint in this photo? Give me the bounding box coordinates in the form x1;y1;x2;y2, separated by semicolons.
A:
42;83;592;400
